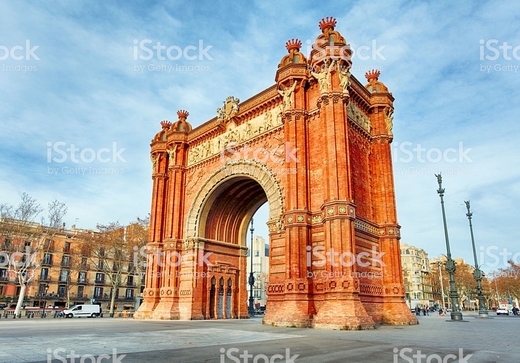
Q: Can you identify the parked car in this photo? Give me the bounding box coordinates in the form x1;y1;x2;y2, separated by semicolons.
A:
63;304;101;318
0;304;6;310
496;307;510;315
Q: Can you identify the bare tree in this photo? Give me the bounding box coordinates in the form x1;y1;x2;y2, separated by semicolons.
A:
0;193;67;317
125;216;149;310
84;222;131;316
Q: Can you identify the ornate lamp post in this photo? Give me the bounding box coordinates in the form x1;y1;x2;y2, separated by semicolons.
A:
248;218;255;317
435;174;463;321
464;200;488;318
42;284;49;318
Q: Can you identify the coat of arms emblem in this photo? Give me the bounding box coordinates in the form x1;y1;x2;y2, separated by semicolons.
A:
217;96;240;122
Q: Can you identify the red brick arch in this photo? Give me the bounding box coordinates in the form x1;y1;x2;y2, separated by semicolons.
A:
135;17;418;329
185;160;285;241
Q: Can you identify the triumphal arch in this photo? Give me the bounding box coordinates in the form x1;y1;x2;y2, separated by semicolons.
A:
135;17;417;329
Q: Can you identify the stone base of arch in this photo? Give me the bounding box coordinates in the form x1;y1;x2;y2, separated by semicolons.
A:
133;288;160;320
312;297;376;330
151;295;180;320
382;296;419;325
263;298;314;328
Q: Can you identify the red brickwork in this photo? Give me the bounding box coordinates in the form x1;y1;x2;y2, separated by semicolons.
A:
134;18;418;329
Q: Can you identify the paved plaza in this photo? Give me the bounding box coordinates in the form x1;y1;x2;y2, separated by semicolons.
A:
0;313;518;362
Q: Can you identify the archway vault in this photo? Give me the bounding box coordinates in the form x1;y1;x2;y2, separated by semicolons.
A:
186;159;284;241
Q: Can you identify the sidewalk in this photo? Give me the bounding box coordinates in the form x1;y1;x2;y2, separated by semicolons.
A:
0;312;517;362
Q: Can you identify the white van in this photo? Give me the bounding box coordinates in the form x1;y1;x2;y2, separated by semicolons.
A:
63;304;101;318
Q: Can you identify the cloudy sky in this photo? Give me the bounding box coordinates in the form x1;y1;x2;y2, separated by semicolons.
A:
1;0;519;274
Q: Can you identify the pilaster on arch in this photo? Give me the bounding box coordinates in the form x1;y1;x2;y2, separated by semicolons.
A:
185;159;285;239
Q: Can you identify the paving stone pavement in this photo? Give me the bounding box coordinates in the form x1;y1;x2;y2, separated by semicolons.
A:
0;313;518;362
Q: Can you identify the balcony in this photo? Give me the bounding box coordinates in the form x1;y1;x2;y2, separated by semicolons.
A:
41;259;53;266
94;279;106;285
80;263;90;270
39;276;52;282
126;281;136;287
60;261;71;268
77;279;89;285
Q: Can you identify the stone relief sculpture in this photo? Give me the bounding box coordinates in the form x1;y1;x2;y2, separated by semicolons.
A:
347;103;371;133
311;60;335;94
167;145;178;166
187;109;284;166
385;107;394;136
150;153;159;172
278;80;299;111
337;62;352;95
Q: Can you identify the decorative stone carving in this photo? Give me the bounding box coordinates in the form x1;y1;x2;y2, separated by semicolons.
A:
310;60;335;94
385;107;394;137
167;145;178;167
337;62;352;95
150;153;159;173
347;102;371;134
217;96;240;122
278;80;299;112
187;109;284;166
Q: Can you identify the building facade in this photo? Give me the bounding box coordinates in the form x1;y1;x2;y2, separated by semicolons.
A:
246;235;269;308
0;224;144;312
136;17;417;329
400;242;433;308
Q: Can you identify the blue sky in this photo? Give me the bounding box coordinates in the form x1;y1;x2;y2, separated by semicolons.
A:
1;0;519;274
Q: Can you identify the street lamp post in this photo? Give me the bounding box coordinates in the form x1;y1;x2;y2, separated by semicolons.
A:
437;261;446;310
435;174;463;321
42;284;49;318
465;200;488;318
248;218;255;317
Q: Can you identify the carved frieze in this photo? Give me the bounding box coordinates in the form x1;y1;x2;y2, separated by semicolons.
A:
187;108;283;166
347;102;371;134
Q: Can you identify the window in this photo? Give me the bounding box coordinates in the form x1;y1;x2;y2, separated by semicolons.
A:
59;270;69;282
95;273;104;283
40;268;49;280
58;285;66;297
63;242;71;253
61;255;70;267
255;250;259;257
94;287;103;298
43;253;52;265
77;285;84;297
127;275;134;286
78;271;87;283
126;289;133;299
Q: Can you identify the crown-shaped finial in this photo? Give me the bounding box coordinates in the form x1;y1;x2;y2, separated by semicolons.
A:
319;17;337;32
177;110;189;120
365;69;381;82
285;38;302;52
160;120;172;130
